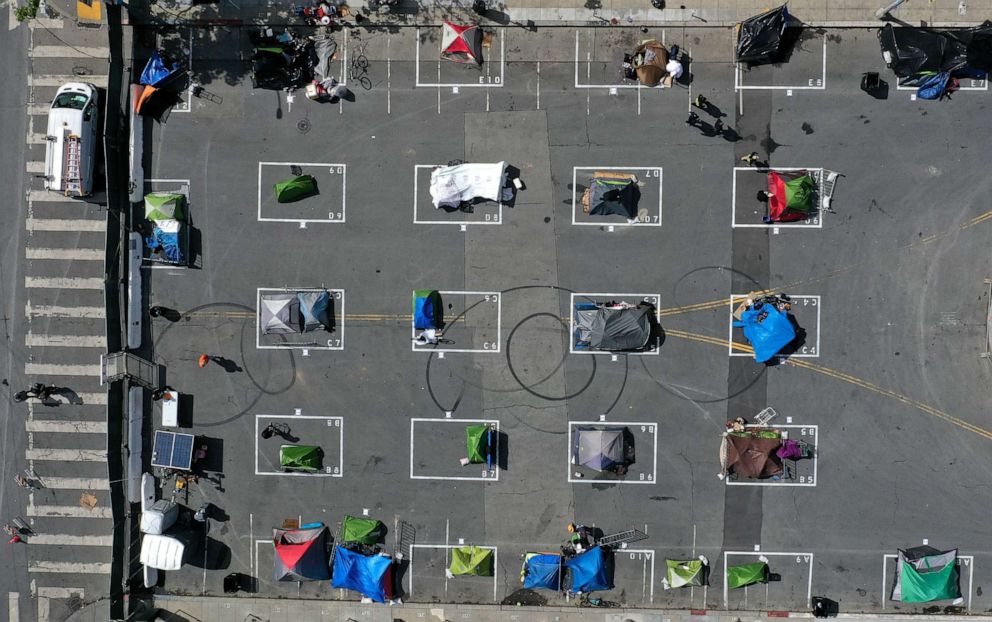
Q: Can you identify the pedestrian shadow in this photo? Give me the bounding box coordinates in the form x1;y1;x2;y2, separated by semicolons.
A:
211;356;242;373
50;386;84;405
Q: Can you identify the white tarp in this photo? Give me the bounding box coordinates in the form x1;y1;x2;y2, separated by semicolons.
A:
140;499;179;535
140;533;186;570
429;161;506;209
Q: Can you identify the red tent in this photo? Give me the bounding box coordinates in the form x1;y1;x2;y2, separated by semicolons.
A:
441;21;483;65
765;170;815;223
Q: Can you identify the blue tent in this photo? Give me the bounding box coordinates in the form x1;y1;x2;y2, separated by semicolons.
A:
733;302;796;363
140;51;179;87
523;554;561;590
565;546;612;593
331;546;393;602
413;290;443;330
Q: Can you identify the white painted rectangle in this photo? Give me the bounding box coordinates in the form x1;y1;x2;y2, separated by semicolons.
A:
723;551;813;609
725;424;818;487
26;248;104;261
731;167;824;229
735;35;826;91
28;534;113;546
32;75;109;87
28;561;111;574
415;27;505;88
254;414;344;477
569;293;661;355
728;295;820;358
409;544;499;601
567;421;658;484
26;218;106;232
25;303;105;318
257;162;346;224
410;418;499;481
34;477;108;490
412;165;504;226
27;504;113;519
29;46;110;58
882;553;974;611
411;290;501;354
570;166;663;226
256;288;345;351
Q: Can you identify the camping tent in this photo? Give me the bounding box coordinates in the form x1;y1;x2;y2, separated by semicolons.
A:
892;547;961;603
587;175;641;220
274;175;319;203
737;5;791;65
766;171;815;223
727;561;769;589
140;51;179;87
665;559;706;588
136;52;188;119
413;290;443;330
466;425;491;464
721;431;784;479
280;445;322;472
441;21;483;65
573;426;627;472
250;34;315;91
523;553;562;590
298;291;332;332
565;546;612;593
272;525;330;581
140;499;179;535
631;40;670;86
733;301;796;363
449;546;494;576
261;293;302;335
429;162;507;209
331;545;394;602
145;192;185;221
341;515;385;546
574;304;653;351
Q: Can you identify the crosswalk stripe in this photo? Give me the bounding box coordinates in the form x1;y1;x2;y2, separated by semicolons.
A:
27;189;79;202
26;218;106;232
28;561;111;574
26;302;106;318
25;448;106;462
28;534;113;546
25;420;107;433
7;593;17;622
23;362;100;376
36;587;84;599
26;334;106;348
27;133;47;144
74;392;107;405
33;477;108;490
32;75;109;88
28;505;113;519
29;46;110;58
26;161;44;173
27;104;48;115
25;276;104;290
26;247;104;261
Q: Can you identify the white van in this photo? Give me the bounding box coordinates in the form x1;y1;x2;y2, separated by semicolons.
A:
44;82;99;197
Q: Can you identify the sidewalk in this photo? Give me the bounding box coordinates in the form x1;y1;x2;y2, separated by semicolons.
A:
125;0;992;29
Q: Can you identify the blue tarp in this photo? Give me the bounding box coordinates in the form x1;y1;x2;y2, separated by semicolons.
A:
140;51;179;87
145;226;183;264
523;554;561;590
331;546;392;602
413;290;442;330
733;302;796;363
565;546;612;593
917;72;952;99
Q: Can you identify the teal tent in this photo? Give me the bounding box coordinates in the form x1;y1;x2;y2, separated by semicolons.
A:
892;547;961;603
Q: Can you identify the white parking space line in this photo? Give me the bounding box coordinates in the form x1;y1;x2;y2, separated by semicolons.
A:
34;476;108;489
28;561;111;574
569;293;661;355
26;218;106;232
28;534;113;546
410;418;500;481
26;333;107;348
415;27;505;88
25;420;107;433
23;362;101;376
26;302;105;318
29;46;110;58
570;167;663;227
882;553;974;611
27;189;81;202
25;277;104;290
25;448;107;462
409;544;499;601
32;75;109;88
28;504;113;519
735;35;826;91
7;593;17;622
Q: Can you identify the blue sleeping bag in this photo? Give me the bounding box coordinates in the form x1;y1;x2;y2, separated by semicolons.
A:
733;302;796;363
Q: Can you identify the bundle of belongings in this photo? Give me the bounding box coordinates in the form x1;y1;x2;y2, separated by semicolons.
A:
135;51;188;120
581;172;641;223
429;162;509;210
574;300;654;351
624;40;680;86
719;422;808;480
250;29;316;91
878;21;992;100
306;36;349;102
732;293;796;363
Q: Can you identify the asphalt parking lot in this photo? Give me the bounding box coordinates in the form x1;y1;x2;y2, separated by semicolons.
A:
136;23;992;613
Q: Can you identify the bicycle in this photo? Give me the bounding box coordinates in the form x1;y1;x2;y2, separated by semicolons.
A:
412;333;455;346
576;594;620;608
349;47;373;91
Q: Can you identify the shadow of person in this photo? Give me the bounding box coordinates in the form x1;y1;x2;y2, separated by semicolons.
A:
161;308;182;322
211;356;243;373
51;386;84;405
276;429;301;443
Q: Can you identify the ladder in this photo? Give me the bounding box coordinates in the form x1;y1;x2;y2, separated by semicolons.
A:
597;528;648;549
63;133;81;195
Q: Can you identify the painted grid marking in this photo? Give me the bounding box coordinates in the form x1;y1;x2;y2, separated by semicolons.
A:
731;167;824;229
414;27;505;88
409;544;499;601
734;35;826;91
882;553;974;612
569;293;661;355
411;290;502;354
613;548;657;604
728;294;820;358
723;551;814;609
572;30;667;90
898;77;987;92
254;414;344;477
571;167;663;227
412;165;503;226
725;424;818;487
410;418;500;481
567;421;658;484
257;162;347;224
255;287;345;351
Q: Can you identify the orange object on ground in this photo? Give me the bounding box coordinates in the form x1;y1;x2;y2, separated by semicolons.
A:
197;354;211;367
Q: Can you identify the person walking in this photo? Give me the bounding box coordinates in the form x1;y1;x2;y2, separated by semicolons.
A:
685;111;700;127
151;386;175;401
197;354;213;368
14;475;36;492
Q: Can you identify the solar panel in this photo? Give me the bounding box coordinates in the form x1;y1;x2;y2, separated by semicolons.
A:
152;430;194;470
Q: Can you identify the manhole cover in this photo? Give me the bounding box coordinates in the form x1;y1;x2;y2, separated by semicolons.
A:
297;118;311;134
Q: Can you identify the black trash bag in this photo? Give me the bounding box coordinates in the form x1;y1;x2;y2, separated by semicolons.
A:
966;20;992;71
736;5;791;65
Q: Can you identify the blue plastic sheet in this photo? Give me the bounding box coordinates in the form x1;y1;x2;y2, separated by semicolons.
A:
140;51;178;87
733;303;796;363
331;546;392;602
564;546;612;592
523;554;561;590
145;227;183;264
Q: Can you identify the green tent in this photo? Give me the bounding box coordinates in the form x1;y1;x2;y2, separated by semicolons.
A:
665;559;705;588
279;445;322;472
274;175;319;203
784;175;815;213
466;425;489;464
893;547;961;603
727;561;768;589
144;192;185;221
448;546;493;576
341;515;385;545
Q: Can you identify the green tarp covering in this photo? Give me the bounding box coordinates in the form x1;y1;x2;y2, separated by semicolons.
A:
279;445;321;472
784;174;815;214
341;515;385;545
449;546;493;576
727;562;768;589
144;192;185;221
466;425;488;464
274;175;319;203
665;559;704;588
893;548;961;603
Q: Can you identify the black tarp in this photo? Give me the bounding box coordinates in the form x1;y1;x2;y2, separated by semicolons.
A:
250;33;315;91
588;179;640;219
736;5;791;65
879;22;992;77
967;21;992;71
575;305;652;351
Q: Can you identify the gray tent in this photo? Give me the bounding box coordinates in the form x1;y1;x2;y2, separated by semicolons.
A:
261;293;301;334
573;426;627;471
298;291;332;333
574;304;652;351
